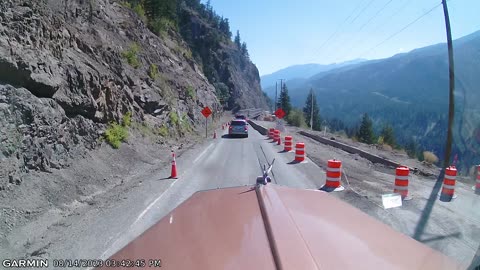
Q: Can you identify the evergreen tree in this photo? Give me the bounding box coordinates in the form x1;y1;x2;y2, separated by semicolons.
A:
356;113;375;144
303;89;321;130
234;30;241;48
405;137;418;158
219;17;231;37
241;42;249;58
328;118;346;132
276;83;292;116
144;0;177;21
380;124;396;146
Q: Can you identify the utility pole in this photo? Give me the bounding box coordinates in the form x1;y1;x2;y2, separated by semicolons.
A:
310;89;314;130
412;0;456;245
277;79;285;111
441;0;455;169
274;81;277;112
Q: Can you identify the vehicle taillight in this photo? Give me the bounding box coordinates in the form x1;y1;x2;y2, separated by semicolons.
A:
229;126;233;130
244;126;248;131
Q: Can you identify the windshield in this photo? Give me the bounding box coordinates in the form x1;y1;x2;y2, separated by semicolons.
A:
231;120;247;126
0;0;478;269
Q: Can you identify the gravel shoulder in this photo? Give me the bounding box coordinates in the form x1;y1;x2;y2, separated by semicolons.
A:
0;115;229;262
254;120;480;268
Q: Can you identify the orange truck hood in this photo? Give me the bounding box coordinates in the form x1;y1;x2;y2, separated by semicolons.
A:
97;184;461;270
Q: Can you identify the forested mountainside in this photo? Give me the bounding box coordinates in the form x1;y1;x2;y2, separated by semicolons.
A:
286;30;480;172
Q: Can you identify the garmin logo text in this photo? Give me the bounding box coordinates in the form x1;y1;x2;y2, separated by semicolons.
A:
2;259;48;268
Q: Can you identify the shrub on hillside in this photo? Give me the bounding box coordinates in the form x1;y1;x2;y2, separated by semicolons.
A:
105;123;128;149
157;125;168;137
104;111;131;148
122;111;132;127
150;18;177;36
381;144;393;151
286;109;306;127
377;136;384;145
186;86;196;99
121;43;141;68
149;64;158;79
132;3;147;22
423;151;439;164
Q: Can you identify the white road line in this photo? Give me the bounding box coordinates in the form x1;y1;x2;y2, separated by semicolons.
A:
193;142;214;164
132;179;178;225
98;178;179;262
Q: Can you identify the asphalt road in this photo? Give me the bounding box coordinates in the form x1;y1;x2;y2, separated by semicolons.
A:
87;125;328;264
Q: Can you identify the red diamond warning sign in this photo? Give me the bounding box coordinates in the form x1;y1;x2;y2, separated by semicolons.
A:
274;108;286;119
201;106;212;118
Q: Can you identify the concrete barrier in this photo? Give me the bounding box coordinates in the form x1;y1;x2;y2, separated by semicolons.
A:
298;131;401;168
248;120;268;135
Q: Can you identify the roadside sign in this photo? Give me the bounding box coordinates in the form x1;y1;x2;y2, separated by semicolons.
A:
201;106;212;138
274;108;286;119
201;107;212;118
382;193;402;209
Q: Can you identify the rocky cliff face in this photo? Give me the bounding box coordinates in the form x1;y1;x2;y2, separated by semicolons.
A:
179;6;269;112
0;0;221;187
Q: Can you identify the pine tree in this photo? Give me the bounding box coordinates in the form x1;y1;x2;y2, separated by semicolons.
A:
380;124;396;146
303;89;321;130
356;113;375;144
234;30;241;48
241;42;249;58
144;0;177;21
405;137;418;158
276;83;292;116
219;17;231;37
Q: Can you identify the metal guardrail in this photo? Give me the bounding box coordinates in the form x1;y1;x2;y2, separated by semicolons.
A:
237;108;264;119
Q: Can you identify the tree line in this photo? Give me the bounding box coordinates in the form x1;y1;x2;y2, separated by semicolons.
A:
273;83;429;161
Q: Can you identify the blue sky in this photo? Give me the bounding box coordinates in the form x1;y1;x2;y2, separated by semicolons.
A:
205;0;480;76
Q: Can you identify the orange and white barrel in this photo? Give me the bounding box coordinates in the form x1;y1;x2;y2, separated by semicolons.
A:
394;166;410;200
295;143;306;162
284;136;293;152
273;130;280;143
440;166;457;202
324;159;343;190
268;128;274;139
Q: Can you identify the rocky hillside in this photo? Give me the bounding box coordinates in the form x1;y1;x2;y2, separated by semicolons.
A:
0;0;268;190
177;1;269;111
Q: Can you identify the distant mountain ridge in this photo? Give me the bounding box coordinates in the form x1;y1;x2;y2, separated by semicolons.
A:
285;30;480;172
260;59;366;94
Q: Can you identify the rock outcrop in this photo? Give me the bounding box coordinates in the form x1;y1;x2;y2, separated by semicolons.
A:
178;5;269;112
0;0;221;187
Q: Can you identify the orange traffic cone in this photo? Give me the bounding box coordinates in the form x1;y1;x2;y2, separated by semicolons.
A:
170;151;178;179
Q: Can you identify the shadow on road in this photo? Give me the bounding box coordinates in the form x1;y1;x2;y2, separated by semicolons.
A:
419;232;462;243
158;177;176;180
287;160;302;165
221;134;247;139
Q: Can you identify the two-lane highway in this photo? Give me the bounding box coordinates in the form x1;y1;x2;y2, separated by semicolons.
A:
98;123;328;260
